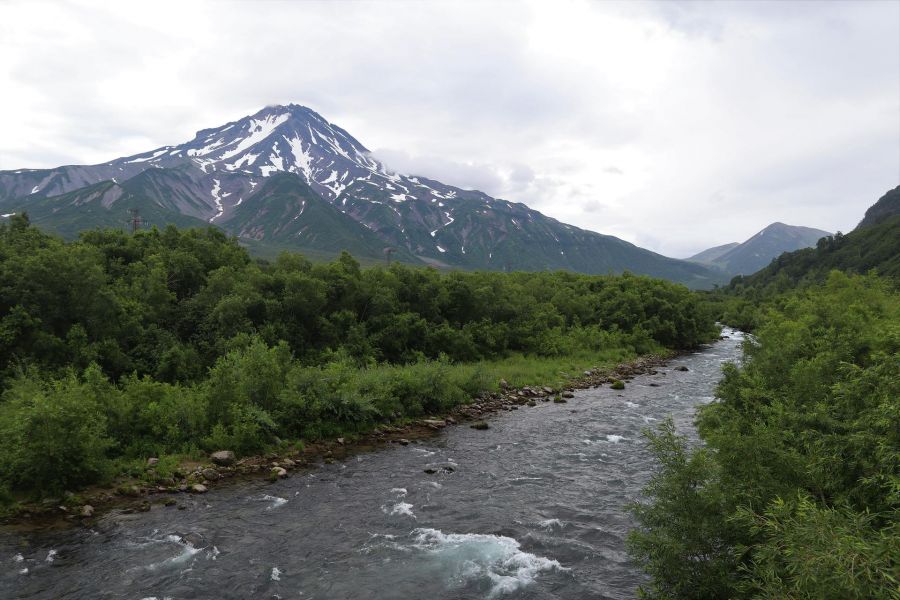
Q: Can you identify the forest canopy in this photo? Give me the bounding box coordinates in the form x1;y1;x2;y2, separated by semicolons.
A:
0;215;717;498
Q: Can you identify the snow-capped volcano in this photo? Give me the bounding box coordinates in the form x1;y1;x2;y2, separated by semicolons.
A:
125;104;387;199
0;105;724;287
105;104;462;227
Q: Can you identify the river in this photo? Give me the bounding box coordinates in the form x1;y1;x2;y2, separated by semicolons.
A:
1;328;744;600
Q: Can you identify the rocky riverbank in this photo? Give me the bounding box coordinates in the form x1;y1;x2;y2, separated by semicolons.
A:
1;353;673;530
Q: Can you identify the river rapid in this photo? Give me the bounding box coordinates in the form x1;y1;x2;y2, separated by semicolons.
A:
1;329;744;600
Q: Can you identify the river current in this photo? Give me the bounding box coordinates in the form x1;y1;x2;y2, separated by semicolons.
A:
1;328;744;600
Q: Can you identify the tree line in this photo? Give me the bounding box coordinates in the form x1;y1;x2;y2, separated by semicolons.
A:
0;214;716;499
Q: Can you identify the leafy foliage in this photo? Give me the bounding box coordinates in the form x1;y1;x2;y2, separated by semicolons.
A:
629;273;900;599
0;216;715;384
0;366;114;494
0;217;717;497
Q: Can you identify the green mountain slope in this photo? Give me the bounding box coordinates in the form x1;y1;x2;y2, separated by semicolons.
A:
695;222;831;277
728;209;900;294
2;179;208;238
687;242;739;265
227;173;418;262
856;185;900;229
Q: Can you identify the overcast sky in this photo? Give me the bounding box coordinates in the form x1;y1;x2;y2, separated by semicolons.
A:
1;0;898;257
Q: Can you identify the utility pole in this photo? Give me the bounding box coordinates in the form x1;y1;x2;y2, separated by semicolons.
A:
127;208;146;233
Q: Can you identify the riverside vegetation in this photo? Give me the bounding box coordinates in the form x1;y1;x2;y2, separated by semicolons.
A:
0;214;717;509
630;271;900;598
630;192;900;598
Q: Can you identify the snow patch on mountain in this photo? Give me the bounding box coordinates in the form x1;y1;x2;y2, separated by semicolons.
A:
226;152;259;171
218;113;290;161
285;136;313;182
126;148;170;164
209;179;225;223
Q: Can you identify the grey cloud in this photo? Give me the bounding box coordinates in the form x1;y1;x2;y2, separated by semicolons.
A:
371;149;506;196
0;0;896;256
582;199;607;213
509;164;535;184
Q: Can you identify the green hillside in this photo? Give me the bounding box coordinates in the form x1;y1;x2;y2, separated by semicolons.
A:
728;214;900;297
3;180;209;238
227;173;420;263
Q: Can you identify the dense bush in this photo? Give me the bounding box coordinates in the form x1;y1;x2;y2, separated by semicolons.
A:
0;216;717;498
629;272;900;598
0;215;717;387
0;367;113;494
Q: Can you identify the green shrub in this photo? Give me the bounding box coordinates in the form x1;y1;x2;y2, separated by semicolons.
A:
0;368;113;495
629;273;900;598
202;403;276;456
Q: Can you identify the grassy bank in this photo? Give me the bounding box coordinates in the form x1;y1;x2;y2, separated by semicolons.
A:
0;218;718;515
0;343;658;520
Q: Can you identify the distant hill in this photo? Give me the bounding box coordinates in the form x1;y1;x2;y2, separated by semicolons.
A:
0;104;724;288
689;222;831;277
728;187;900;294
856;185;900;229
687;242;739;265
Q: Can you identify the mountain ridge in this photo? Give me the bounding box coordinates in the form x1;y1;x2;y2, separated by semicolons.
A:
856;185;900;230
0;104;725;287
689;221;831;277
727;188;900;291
687;242;739;265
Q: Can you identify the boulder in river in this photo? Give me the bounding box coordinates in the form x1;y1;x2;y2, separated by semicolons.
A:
272;467;288;479
675;366;689;372
119;485;142;497
190;484;208;494
201;468;219;481
611;380;625;390
210;450;236;466
79;505;94;518
562;391;575;398
425;464;455;474
470;421;490;430
179;532;206;547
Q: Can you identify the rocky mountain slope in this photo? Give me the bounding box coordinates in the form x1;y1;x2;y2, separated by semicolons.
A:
856;185;900;229
686;242;739;265
0;104;723;287
689;222;831;276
